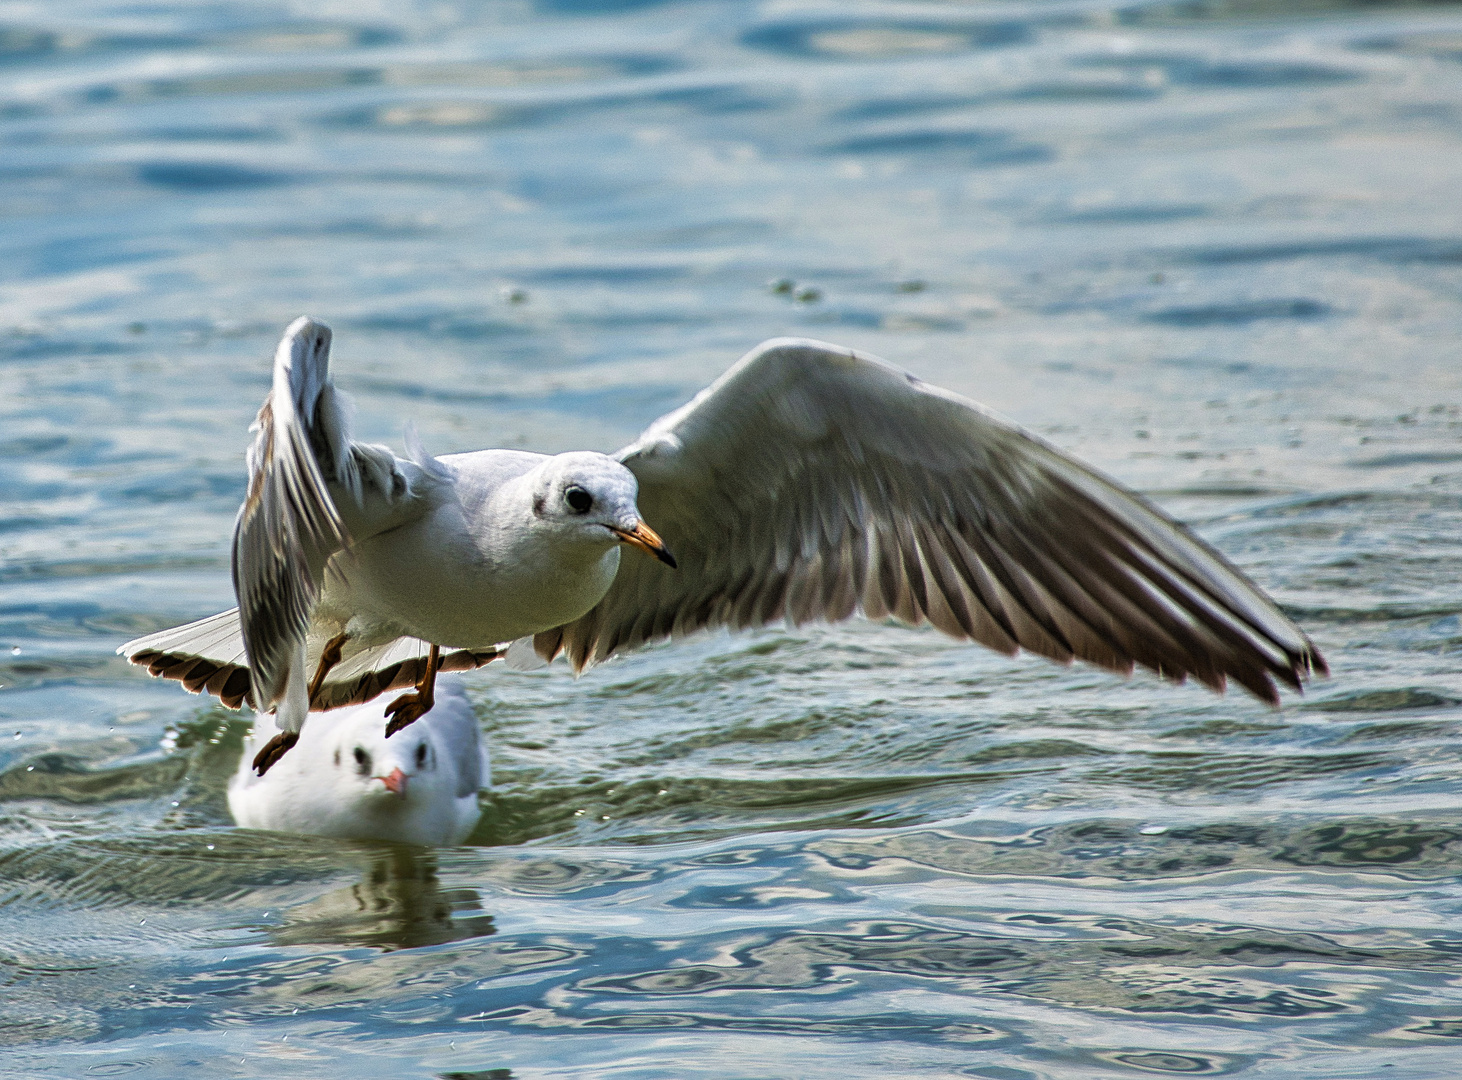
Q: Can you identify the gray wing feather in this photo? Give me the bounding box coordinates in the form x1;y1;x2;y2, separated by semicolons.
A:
537;338;1325;704
231;317;348;711
228;318;442;715
117;608;502;713
117;608;253;708
308;637;503;711
119;609;246;665
128;318;460;721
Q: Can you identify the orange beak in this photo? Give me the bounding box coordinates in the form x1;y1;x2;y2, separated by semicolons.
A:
608;521;677;568
380;767;407;795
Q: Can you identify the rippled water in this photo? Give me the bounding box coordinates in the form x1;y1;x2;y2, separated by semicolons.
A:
3;0;1462;1076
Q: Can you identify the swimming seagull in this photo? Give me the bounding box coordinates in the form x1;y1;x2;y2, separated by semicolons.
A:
228;675;487;845
121;317;1326;774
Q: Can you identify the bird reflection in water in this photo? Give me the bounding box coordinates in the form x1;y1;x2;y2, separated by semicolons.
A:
269;847;495;951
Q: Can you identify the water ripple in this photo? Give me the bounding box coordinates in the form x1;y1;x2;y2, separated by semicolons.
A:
3;0;1462;1075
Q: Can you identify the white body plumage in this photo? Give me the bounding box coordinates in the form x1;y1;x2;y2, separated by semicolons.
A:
228;677;488;846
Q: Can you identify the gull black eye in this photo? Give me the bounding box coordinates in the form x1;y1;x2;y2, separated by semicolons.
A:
415;742;428;768
564;485;593;514
353;746;370;774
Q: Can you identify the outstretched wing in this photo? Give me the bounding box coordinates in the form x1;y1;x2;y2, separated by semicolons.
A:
126;317;452;719
535;338;1325;703
229;317;445;716
231;317;349;712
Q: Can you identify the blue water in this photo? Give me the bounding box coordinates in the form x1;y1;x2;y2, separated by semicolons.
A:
3;1;1462;1076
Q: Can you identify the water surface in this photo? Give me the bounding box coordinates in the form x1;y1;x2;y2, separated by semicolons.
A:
3;0;1462;1077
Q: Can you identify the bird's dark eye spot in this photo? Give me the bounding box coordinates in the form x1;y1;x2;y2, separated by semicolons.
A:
416;743;428;768
353;746;370;774
565;485;593;514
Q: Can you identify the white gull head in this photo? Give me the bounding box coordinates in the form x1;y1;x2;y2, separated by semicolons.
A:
525;451;676;568
228;677;487;846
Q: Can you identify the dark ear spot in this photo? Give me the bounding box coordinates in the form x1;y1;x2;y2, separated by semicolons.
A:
532;493;545;516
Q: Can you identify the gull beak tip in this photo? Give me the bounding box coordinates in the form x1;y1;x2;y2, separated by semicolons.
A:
611;521;678;569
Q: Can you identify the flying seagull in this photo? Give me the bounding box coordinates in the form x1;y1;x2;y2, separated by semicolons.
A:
120;317;1326;774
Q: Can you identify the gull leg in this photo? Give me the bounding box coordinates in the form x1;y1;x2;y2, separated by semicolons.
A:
252;730;298;776
252;644;310;776
384;644;441;737
307;632;348;706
